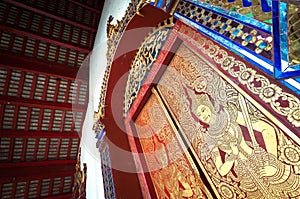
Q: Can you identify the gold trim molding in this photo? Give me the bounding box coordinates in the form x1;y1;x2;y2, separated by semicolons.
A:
123;17;175;116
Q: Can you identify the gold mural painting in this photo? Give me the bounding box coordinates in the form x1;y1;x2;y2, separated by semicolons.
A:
134;92;212;198
156;43;300;199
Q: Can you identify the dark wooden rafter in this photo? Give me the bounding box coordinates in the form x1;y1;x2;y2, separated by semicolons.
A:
46;192;73;199
0;130;79;138
67;0;100;13
0;173;75;198
0;159;78;170
0;171;74;185
0;51;89;80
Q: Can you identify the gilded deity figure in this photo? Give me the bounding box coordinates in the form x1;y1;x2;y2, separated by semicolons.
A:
188;88;300;198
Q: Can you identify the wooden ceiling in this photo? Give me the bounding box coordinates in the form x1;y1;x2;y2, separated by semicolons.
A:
0;0;103;198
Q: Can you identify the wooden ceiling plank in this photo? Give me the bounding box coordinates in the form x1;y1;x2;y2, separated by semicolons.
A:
44;138;50;161
0;95;86;111
2;68;11;96
56;138;61;159
17;71;25;97
48;178;54;197
33;137;39;161
11;106;18;130
20;137;27;162
24;107;31;131
60;111;66;132
66;138;72;160
8;137;14;162
42;76;49;101
10;180;16;199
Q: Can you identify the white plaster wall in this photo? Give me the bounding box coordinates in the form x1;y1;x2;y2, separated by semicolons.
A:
80;0;131;198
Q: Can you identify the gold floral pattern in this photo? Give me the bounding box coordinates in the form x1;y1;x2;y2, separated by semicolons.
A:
287;108;300;129
237;68;256;85
259;84;282;103
278;132;300;173
283;145;300;164
218;182;236;199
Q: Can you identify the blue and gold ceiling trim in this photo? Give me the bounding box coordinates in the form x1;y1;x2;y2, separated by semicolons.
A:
149;0;180;13
123;0;300;116
170;0;300;93
273;1;300;79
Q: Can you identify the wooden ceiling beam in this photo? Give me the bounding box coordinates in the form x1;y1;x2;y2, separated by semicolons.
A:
0;159;76;175
67;0;100;13
0;130;79;138
3;0;97;32
0;96;86;111
44;192;73;199
0;159;77;169
0;51;88;81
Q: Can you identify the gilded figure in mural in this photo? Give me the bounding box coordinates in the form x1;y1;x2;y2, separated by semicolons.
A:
135;94;210;198
157;44;300;198
187;88;300;198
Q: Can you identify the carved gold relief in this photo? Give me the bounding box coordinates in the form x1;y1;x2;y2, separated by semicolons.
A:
135;93;211;198
157;43;300;198
72;148;87;198
124;17;175;115
136;0;151;17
